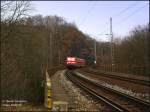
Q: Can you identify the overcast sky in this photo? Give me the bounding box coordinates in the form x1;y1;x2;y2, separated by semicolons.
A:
31;1;149;41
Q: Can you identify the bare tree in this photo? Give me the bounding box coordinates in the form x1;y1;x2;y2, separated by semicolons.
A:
1;1;32;42
1;1;32;23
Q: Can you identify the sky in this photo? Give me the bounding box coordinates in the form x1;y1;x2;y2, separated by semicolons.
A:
31;1;149;42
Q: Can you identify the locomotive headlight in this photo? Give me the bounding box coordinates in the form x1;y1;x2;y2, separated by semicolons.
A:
67;57;71;61
71;58;75;61
67;57;75;61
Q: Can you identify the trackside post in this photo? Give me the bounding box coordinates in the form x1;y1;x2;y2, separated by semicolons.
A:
44;70;52;109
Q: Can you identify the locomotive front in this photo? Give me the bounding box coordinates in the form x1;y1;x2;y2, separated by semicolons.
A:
66;57;85;69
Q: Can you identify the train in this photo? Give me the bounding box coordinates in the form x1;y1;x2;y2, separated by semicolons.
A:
66;57;86;69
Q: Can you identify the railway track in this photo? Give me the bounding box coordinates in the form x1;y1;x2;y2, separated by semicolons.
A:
65;70;150;112
81;69;149;86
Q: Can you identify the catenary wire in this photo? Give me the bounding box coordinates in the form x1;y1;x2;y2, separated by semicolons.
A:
78;1;97;28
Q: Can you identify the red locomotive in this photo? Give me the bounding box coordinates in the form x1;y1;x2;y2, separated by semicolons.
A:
66;57;86;69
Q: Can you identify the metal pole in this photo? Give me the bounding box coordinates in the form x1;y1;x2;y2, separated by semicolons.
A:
101;47;103;64
50;33;52;68
94;37;97;64
110;17;114;65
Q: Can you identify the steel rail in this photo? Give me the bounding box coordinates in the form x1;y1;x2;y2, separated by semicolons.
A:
74;71;150;107
81;69;149;86
65;70;150;112
65;70;129;112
